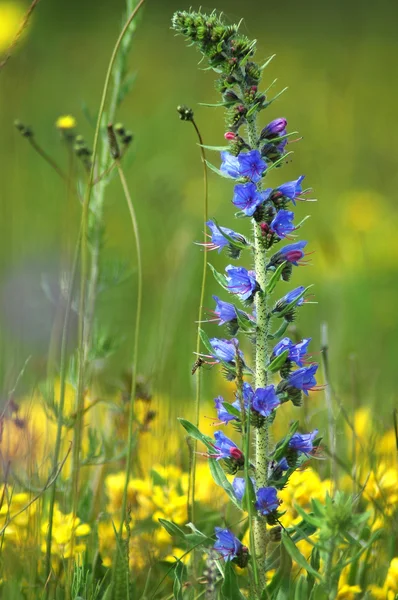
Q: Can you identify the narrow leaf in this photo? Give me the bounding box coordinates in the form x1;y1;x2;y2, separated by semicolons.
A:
266;261;287;294
281;531;322;581
208;263;229;289
267;349;289;373
221;562;246;600
260;54;276;70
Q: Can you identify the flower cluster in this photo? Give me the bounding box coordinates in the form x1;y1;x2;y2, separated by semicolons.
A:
172;9;321;579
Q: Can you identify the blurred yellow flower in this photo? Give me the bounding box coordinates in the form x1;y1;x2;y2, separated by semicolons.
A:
338;566;361;599
56;115;76;129
41;506;90;559
0;2;24;52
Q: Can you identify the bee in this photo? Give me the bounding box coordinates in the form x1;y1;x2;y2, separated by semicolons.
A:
191;357;205;375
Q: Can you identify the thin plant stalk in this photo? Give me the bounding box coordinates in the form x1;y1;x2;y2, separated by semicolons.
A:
70;0;146;519
115;160;143;525
189;117;208;524
321;322;337;493
44;228;81;598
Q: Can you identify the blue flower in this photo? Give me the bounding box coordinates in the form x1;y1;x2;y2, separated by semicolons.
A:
213;431;244;463
225;265;258;301
232;476;256;502
278;458;289;471
277;241;307;266
214;396;237;424
270;210;295;238
214;527;243;561
283;286;306;307
213;296;237;326
232;182;272;216
232;477;246;501
261;118;287;138
273;337;311;367
220;152;241;178
276;176;305;206
269;457;290;480
238;150;267;182
205;220;244;253
287;364;318;395
209;337;242;364
252;386;280;417
255;487;280;515
231;381;253;414
289;429;318;454
220;150;267;183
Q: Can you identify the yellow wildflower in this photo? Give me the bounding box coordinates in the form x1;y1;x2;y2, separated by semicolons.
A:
338;566;361;599
41;506;90;559
55;115;77;129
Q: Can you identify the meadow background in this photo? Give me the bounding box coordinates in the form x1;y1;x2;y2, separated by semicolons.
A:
1;0;397;422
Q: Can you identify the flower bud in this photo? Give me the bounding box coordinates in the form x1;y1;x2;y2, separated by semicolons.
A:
224;131;237;141
269;525;282;542
176;105;194;121
260;118;287;139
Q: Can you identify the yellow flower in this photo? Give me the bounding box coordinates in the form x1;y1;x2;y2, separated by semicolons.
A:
362;464;398;513
56;115;77;129
0;2;25;52
41;505;90;559
385;557;398;593
337;584;362;599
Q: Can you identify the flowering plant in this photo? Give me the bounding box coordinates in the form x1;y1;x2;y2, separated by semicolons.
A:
170;9;323;597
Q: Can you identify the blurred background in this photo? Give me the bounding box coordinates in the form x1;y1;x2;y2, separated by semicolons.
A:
0;0;397;427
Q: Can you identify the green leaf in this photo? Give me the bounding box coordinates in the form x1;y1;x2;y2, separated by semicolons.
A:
222;402;241;419
158;519;186;541
198;327;216;357
309;584;328;600
268;320;289;341
199;143;229;151
266;261;287;294
264;541;292;598
208;263;229;290
173;560;185;600
212;218;249;250
275;285;312;318
272;421;299;462
293;504;322;529
260;54;276;70
295;576;309;600
241;474;256;513
205;159;234;179
221;562;246;600
236;309;255;332
267;349;289;373
281;531;322;581
208;458;241;510
198;101;227;108
178;418;214;451
178;419;241;510
246;102;261;118
307;547;320;594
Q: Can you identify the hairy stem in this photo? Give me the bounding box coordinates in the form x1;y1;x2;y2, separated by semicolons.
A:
247;117;270;583
189;117;208;524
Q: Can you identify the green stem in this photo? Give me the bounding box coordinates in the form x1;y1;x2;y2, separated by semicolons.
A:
70;0;146;520
44;226;82;599
115;160;142;525
189;117;208;524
